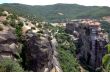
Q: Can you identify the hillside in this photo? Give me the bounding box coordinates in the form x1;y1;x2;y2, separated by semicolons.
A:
0;3;110;22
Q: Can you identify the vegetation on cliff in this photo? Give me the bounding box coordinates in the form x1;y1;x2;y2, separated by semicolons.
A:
0;59;24;72
50;26;80;72
101;21;110;39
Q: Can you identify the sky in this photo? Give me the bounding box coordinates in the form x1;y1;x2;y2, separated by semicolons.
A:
0;0;110;7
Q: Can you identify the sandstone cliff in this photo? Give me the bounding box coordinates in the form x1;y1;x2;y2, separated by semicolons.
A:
66;19;109;71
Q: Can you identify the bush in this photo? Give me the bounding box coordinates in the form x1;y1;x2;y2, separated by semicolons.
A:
7;14;18;20
0;26;3;31
0;59;24;72
15;21;23;41
31;21;36;25
9;19;16;27
2;20;8;25
37;24;42;28
0;12;7;16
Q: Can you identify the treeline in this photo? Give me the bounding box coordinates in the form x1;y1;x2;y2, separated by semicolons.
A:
0;3;110;22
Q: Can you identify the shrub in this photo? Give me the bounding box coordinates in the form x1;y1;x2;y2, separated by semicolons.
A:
2;20;8;25
31;21;36;25
37;24;42;28
9;19;16;27
7;14;18;20
0;59;24;72
31;27;36;30
15;21;23;41
0;12;7;16
0;26;3;31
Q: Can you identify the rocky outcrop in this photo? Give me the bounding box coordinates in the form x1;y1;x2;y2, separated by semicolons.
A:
23;30;63;72
50;37;63;72
21;19;63;72
66;19;109;71
0;23;18;60
0;11;62;72
23;30;53;72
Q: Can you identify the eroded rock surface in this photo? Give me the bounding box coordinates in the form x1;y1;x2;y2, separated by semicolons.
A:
66;19;109;71
0;23;18;60
0;11;62;72
23;29;62;72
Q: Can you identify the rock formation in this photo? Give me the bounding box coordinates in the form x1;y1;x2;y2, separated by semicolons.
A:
0;23;18;60
23;30;53;72
0;11;62;72
50;37;63;72
66;19;109;71
21;20;62;72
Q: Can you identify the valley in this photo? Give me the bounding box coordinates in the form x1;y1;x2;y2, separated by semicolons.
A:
0;3;110;72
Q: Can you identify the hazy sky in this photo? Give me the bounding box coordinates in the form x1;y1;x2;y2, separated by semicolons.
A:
0;0;110;6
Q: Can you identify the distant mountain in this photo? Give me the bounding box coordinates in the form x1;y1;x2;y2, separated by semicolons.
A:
0;3;110;22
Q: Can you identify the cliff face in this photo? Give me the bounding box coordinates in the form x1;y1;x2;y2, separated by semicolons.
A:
0;23;18;60
22;27;63;72
23;31;63;72
66;19;109;71
23;31;53;72
0;11;63;72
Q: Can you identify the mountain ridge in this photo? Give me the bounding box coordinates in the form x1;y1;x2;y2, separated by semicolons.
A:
0;3;110;22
